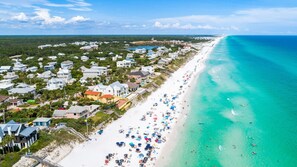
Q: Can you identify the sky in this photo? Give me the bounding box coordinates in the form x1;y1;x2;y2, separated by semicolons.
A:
0;0;297;35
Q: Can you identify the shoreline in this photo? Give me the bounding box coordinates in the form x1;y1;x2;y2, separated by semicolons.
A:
155;37;222;166
58;37;223;167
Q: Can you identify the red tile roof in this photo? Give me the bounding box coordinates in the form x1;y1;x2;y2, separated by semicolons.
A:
100;94;113;99
85;90;100;96
117;99;128;108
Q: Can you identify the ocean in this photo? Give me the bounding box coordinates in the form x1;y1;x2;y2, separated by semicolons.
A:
166;36;297;167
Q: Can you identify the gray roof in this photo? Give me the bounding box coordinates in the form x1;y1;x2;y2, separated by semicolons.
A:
9;87;35;94
129;71;150;77
67;106;87;114
33;117;51;123
53;110;67;117
3;123;20;133
19;127;37;137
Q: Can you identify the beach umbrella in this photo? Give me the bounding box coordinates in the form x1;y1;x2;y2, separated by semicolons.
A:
129;142;135;147
139;153;144;158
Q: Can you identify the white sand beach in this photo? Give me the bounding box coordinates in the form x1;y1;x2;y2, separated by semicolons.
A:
59;37;222;167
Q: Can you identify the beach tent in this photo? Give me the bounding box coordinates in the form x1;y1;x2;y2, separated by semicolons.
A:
129;142;135;147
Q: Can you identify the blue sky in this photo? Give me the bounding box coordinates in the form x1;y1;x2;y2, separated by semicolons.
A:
0;0;297;35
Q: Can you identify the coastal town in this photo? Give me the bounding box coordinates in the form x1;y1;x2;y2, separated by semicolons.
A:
0;35;216;166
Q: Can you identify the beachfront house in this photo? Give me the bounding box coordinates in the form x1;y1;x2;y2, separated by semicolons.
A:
128;71;150;86
81;65;108;79
3;72;19;81
126;82;140;92
158;58;172;65
141;66;154;74
33;118;52;129
92;81;129;98
0;120;38;150
13;61;27;72
65;106;89;119
0;66;12;73
45;78;66;90
116;59;136;68
57;68;73;83
8;83;36;96
61;60;74;69
0;80;14;90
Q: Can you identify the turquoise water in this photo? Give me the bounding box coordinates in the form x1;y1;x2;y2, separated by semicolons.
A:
166;36;297;167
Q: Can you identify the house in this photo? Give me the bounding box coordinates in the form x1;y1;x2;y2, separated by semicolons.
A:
98;57;106;61
126;53;134;59
116;59;135;68
126;82;139;92
0;120;38;150
92;81;129;98
80;45;98;51
81;56;89;62
134;48;146;54
52;109;67;119
0;80;14;90
58;53;65;56
27;74;35;79
65;106;89;119
38;58;43;62
8;83;36;96
112;55;123;61
3;72;19;81
169;52;179;59
33;118;52;129
13;61;27;72
116;99;131;111
128;71;150;86
57;68;72;83
45;78;66;90
48;56;57;60
44;64;55;71
141;66;154;74
81;66;108;79
37;71;54;81
9;99;24;106
26;66;38;73
60;60;73;69
0;66;12;73
84;90;101;101
98;94;116;104
25;57;34;61
158;58;172;65
0;95;9;105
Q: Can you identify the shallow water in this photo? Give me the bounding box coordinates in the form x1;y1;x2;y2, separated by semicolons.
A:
166;36;297;167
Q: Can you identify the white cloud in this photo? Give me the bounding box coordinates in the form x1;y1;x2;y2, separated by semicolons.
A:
32;8;65;25
153;7;297;32
66;16;90;24
11;12;29;21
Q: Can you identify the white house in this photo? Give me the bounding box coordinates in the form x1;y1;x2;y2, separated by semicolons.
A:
126;53;134;59
13;61;27;72
57;68;72;83
61;60;73;69
81;65;108;79
45;78;66;90
92;81;129;97
3;72;19;80
37;71;54;81
8;83;36;95
0;80;14;90
112;54;123;61
48;56;57;60
116;59;135;68
0;66;12;73
141;66;154;74
26;66;38;73
169;52;179;59
81;56;89;62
